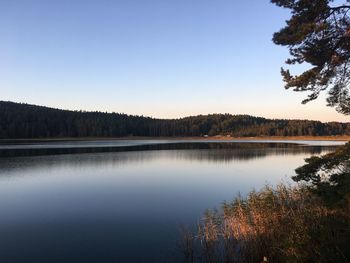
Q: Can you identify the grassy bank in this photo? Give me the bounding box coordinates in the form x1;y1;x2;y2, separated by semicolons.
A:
179;184;350;263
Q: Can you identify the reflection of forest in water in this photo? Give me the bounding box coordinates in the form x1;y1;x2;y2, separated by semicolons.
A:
0;143;341;263
0;143;338;173
0;142;338;158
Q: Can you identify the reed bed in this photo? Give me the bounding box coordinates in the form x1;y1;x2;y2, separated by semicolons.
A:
179;184;350;263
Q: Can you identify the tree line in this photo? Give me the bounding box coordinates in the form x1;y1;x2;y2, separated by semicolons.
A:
1;101;350;139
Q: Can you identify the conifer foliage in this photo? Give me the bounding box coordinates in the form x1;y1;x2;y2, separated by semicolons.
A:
272;0;350;114
1;101;349;139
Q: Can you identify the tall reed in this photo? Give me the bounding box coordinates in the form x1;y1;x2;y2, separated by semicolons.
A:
180;184;350;263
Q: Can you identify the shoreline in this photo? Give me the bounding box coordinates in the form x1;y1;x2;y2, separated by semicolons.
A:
0;135;349;143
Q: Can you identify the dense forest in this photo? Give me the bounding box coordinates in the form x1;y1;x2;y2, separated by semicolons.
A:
1;101;350;139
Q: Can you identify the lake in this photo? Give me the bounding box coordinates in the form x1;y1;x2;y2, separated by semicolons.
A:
0;140;344;262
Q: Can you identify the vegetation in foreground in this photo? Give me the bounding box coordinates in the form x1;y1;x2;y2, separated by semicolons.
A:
179;184;350;263
179;143;350;263
271;0;350;115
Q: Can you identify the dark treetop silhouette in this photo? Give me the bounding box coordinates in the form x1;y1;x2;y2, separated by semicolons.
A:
272;0;350;114
1;101;350;139
272;0;350;206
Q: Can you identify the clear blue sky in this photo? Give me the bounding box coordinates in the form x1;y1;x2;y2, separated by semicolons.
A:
0;0;348;122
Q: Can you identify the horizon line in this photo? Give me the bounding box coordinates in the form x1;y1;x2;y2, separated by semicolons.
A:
2;100;349;124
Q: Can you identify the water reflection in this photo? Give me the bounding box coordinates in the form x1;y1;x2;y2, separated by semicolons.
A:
0;143;337;175
0;141;338;159
0;142;341;263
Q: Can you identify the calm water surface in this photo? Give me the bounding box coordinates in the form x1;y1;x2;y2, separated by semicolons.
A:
0;140;344;262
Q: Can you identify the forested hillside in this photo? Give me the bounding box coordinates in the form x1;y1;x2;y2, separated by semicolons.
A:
1;101;350;139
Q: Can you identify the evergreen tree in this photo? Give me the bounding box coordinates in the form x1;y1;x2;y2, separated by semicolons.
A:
272;0;350;114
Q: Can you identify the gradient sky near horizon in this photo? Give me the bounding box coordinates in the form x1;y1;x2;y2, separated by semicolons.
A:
0;0;348;122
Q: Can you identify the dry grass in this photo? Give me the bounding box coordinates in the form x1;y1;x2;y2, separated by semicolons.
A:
179;184;350;263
